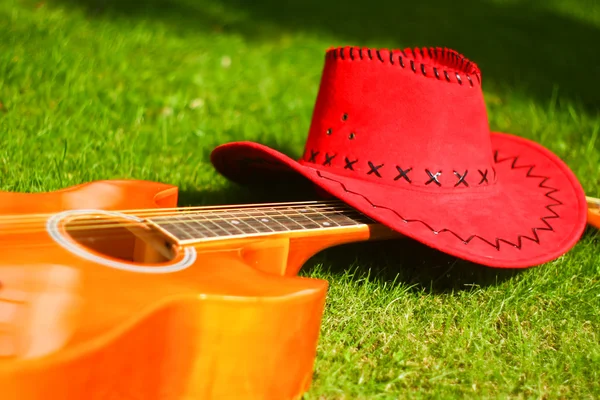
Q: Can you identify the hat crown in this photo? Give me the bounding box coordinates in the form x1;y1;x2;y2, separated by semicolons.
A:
301;46;495;189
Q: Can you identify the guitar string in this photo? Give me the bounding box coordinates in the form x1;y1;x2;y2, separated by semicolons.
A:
0;199;348;222
0;209;373;236
0;203;364;228
76;209;371;233
0;220;378;250
0;209;376;249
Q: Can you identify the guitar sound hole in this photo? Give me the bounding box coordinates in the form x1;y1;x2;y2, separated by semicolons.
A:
63;216;174;263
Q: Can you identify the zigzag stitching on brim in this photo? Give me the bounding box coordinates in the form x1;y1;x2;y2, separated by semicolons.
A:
313;150;563;251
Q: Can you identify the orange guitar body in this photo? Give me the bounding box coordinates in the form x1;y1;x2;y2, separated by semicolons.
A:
0;180;393;400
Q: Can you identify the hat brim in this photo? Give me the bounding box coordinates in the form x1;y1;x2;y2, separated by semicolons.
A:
210;132;587;268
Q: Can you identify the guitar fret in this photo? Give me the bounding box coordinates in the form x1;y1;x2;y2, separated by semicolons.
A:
148;203;370;242
173;215;206;239
272;208;308;230
315;207;362;226
151;216;196;241
231;210;276;232
206;211;247;235
221;210;263;234
300;207;338;228
185;213;231;237
302;207;349;228
255;209;292;231
177;214;218;238
283;207;321;229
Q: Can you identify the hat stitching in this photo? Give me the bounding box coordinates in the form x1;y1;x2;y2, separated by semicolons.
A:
329;47;479;87
456;73;463;85
314;151;562;251
304;150;495;187
394;166;413;183
453;170;469;187
367;161;384;177
425;170;442;186
478;169;489;184
323;153;336;166
344;157;358;170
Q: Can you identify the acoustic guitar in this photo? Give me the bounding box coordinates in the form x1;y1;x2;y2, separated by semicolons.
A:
0;179;400;400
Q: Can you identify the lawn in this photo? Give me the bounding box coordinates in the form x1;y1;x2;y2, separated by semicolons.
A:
1;0;599;398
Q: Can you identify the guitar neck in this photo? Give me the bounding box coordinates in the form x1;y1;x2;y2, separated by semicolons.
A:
145;200;392;244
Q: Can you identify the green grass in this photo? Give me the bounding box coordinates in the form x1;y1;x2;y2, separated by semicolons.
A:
1;0;599;398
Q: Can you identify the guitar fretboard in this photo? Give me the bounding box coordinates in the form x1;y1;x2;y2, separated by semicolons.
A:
147;202;373;242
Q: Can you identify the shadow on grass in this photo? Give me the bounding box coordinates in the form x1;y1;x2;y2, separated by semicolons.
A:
303;240;525;294
177;167;322;206
177;179;316;207
305;223;599;294
49;0;600;113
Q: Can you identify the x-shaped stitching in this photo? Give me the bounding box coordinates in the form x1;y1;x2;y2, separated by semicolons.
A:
308;150;319;163
453;170;469;187
425;169;442;186
367;161;384;178
323;153;336;166
344;157;358;170
394;166;412;182
478;169;488;184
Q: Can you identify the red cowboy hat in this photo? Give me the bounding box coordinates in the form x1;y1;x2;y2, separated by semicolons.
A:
210;46;588;268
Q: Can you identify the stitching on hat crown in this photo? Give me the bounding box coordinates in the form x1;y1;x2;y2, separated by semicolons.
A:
301;105;495;188
303;109;495;189
302;157;497;190
302;148;496;190
327;46;481;87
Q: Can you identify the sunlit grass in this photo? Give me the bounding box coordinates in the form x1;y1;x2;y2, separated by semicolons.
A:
1;0;598;398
